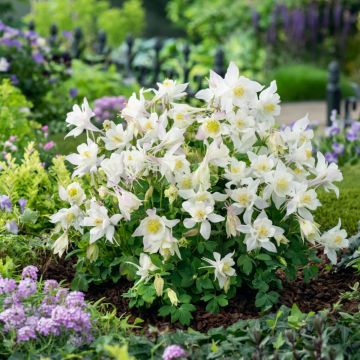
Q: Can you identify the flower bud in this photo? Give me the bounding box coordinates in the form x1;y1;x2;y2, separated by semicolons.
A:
167;288;179;306
154;275;164;297
103;120;111;130
86;243;99;262
98;186;108;198
183;227;199;237
164;185;178;204
144;186;154;202
299;218;320;243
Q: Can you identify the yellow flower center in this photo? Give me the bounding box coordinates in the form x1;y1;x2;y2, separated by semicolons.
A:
305;148;312;159
276;178;289;191
146;219;162;234
144;121;153;130
195;209;206;220
264;103;275;113
196;193;208;202
82;151;92;158
222;263;231;273
238;193;250;205
181;178;192;189
163;79;173;87
205;119;220;135
255;161;270;172
175;159;184;171
334;235;343;245
301;193;312;205
257;225;269;238
111;135;123;143
231;166;240;174
175;113;185;121
68;188;78;197
233;86;245;97
66;212;75;223
94;218;103;226
236;119;245;129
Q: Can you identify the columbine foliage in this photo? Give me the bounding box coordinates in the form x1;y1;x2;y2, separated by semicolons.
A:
52;62;348;324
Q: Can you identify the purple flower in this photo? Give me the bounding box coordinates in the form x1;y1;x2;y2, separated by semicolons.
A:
324;151;338;163
0;195;12;212
41;125;49;133
0;277;17;294
17;278;37;299
93;96;127;123
351;121;360;133
39;295;57;317
32;52;45;64
51;305;91;332
162;345;187;360
6;221;18;235
65;291;85;308
18;198;27;213
0;304;26;330
332;142;344;155
17;326;37;342
346;129;358;142
21;266;38;281
36;317;60;336
69;87;78;98
10;74;19;85
43;280;59;293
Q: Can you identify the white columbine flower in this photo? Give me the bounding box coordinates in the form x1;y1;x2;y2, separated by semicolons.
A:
50;205;83;232
115;188;142;221
66;139;102;177
132;209;179;256
254;80;280;122
202;252;236;290
129;253;158;284
248;152;276;178
101;153;123;185
122;89;147;123
182;200;224;240
59;182;86;206
153;79;188;103
319;220;348;264
238;210;284;253
65;98;99;137
102;122;132;151
83;201;122;243
223;158;249;186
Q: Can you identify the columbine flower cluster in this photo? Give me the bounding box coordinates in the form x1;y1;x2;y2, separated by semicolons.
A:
93;96;127;123
319;110;360;166
52;62;348;302
0;266;92;344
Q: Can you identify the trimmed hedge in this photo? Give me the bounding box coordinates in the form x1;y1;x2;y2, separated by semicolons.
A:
315;164;360;236
270;64;354;102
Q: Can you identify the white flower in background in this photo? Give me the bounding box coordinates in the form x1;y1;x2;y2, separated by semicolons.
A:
319;219;348;264
202;252;236;290
59;182;86;206
254;81;280;122
52;232;69;257
65;98;99;137
83;201;122;243
122;147;147;179
298;217;320;243
281;115;313;146
287;141;315;168
238;210;283;252
122;89;147;123
102;122;133;151
227;109;255;133
158;152;190;182
0;57;10;72
133;209;179;256
195;69;224;104
115;188;142;221
206;61;263;112
66;139;102;177
175;172;194;190
248;152;276;178
101;153;123;185
309;152;343;197
204;140;230;168
286;183;320;219
183;200;224;240
223;158;249;185
153;79;188;103
263;161;295;208
225;204;242;238
50;205;83;232
155;126;185;153
129;253;158;284
169;103;196;128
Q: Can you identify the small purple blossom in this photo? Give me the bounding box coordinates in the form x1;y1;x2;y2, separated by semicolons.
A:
162;345;187;360
43;141;55;151
0;195;12;212
18;198;27;213
32;52;45;64
93;96;127;123
65;291;85;308
17;278;37;299
324;151;338;164
21;266;38;281
346;129;358;142
332;142;345;155
69;88;78;98
43;280;59;293
0;304;26;330
10;74;19;85
0;278;17;294
6;221;18;235
17;326;37;342
36;317;60;336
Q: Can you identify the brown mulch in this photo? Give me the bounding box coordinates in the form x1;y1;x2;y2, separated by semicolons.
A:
39;255;359;333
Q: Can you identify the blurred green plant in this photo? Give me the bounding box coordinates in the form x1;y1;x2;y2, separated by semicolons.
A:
25;0;145;48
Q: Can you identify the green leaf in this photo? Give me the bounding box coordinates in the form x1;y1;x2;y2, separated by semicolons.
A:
71;273;89;292
237;255;253;275
20;208;39;225
256;254;272;261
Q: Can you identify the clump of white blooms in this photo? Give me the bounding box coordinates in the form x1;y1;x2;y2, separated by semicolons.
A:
52;62;348;294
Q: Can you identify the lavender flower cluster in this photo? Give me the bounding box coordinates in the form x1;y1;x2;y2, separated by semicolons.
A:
93;96;127;123
322;111;360;165
0;266;93;344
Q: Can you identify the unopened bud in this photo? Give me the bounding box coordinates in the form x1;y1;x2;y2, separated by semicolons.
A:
86;243;99;262
144;186;154;202
154;275;164;297
167;288;179;306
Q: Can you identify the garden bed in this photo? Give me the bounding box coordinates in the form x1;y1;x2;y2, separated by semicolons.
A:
40;255;359;333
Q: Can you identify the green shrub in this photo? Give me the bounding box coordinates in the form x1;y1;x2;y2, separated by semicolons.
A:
0;79;32;142
270;64;354;102
315;164;360;236
25;0;145;48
